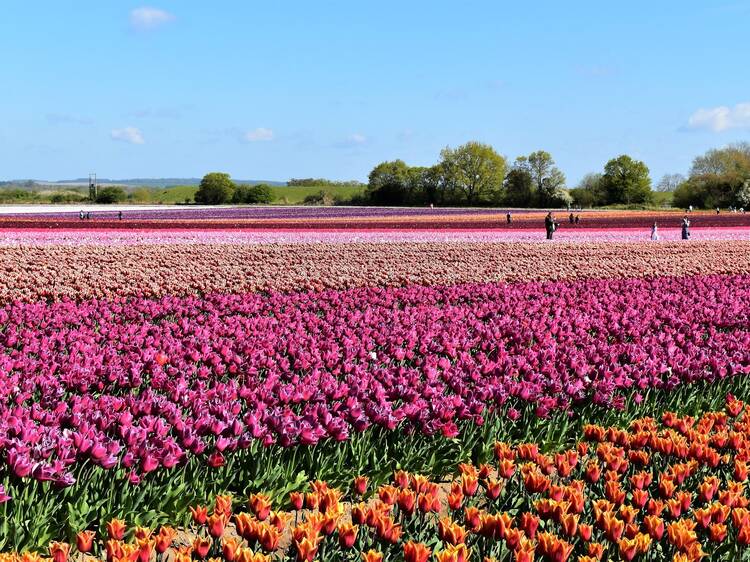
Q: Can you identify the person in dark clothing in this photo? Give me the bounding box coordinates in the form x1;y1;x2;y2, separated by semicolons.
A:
569;212;575;224
118;211;123;220
545;212;558;240
506;212;512;224
681;215;690;240
575;214;580;224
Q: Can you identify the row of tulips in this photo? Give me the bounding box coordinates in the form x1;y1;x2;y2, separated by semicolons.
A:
7;394;750;560
3;274;749;486
1;208;749;229
0;240;749;304
1;227;749;247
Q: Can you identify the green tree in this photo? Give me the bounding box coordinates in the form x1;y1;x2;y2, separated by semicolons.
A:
366;160;411;205
438;141;506;205
95;186;127;204
525;150;566;206
679;143;750;208
232;184;274;204
503;162;533;207
194;172;235;204
570;173;604;207
600;155;652;205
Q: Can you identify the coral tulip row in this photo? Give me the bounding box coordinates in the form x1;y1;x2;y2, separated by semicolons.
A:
7;395;750;561
1;227;748;247
1;208;749;230
0;240;749;304
2;273;748;489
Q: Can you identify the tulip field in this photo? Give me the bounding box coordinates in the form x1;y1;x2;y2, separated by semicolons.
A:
1;207;750;561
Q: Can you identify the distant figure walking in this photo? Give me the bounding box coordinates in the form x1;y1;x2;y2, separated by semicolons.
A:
79;210;84;220
651;222;659;241
544;212;558;240
86;212;91;220
716;207;720;215
118;211;123;220
575;214;580;224
681;216;690;240
569;212;575;224
506;212;512;224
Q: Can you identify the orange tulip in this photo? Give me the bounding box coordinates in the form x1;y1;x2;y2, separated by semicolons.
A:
215;494;233;516
377;485;398;505
190;505;208;525
643;515;664;541
294;537;320;562
498;458;516;478
258;524;281;552
403;541;431;562
559;513;578;538
192;536;212;560
618;537;639;562
394;470;410;489
289;492;304;510
397;488;416;515
207;512;227;539
49;542;70;562
438;517;467;545
337;523;358;549
709;522;727;542
484;477;503;500
353;475;368;495
738;523;750;546
106;519;126;541
462;474;479;496
361;550;383;562
464;506;482;532
249;493;272;521
76;531;95;554
222;538;240;561
155;526;176;554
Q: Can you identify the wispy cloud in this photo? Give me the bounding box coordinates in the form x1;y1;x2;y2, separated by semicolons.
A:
334;133;368;149
129;7;175;31
243;127;274;142
45;113;92;125
687;102;750;132
110;126;145;144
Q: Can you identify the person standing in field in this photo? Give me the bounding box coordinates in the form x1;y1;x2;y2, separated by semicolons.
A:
545;212;558;240
681;215;690;240
651;222;659;241
506;212;512;224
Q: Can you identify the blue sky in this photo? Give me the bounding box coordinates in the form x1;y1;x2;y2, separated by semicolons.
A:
1;1;749;184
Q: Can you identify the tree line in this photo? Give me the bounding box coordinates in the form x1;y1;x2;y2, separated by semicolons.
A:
364;141;750;209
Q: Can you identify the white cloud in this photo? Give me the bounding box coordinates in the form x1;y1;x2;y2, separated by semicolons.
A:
348;133;367;144
243;127;274;142
110;126;145;144
687;102;750;132
129;7;175;31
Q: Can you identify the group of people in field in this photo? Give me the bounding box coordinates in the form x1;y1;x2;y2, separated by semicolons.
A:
540;211;694;241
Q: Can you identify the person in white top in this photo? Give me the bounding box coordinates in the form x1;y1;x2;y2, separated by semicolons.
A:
651;222;659;241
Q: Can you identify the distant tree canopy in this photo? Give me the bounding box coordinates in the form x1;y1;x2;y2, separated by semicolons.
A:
194;172;235;204
232;183;273;204
95;186;127;204
571;155;652;207
288;178;364;187
673;143;750;209
366;141;514;206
